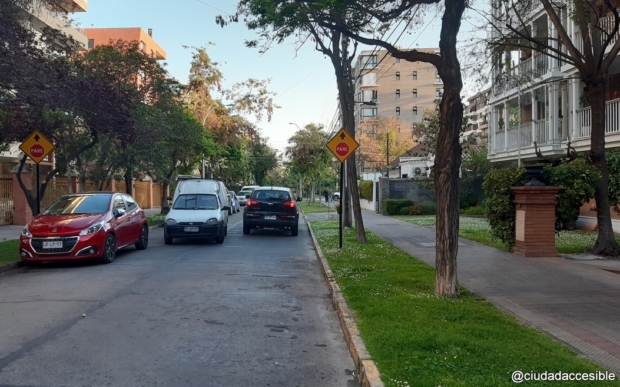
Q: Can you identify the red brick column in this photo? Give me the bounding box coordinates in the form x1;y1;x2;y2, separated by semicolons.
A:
12;170;33;225
510;186;562;257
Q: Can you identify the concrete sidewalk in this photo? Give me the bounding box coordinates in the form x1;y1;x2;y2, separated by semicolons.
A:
308;209;620;375
0;207;163;242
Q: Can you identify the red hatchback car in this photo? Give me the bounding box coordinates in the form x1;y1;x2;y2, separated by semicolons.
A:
19;192;149;265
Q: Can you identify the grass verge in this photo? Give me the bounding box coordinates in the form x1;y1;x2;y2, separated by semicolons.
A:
394;215;619;254
0;240;20;265
297;200;333;214
310;220;620;387
147;213;165;227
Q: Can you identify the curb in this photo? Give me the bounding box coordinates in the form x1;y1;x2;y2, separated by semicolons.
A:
303;213;384;387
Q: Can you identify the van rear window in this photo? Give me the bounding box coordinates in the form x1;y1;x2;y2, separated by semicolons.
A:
173;194;219;210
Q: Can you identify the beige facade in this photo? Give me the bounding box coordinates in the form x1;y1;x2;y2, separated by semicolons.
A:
353;48;442;133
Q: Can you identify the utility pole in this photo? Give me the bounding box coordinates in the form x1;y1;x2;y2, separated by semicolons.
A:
386;134;390;179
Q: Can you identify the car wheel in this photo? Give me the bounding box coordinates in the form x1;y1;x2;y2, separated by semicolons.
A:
135;225;149;250
243;223;250;235
215;226;226;244
99;234;116;264
291;225;299;237
164;230;172;245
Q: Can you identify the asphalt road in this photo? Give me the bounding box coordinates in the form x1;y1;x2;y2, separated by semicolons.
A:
0;214;359;387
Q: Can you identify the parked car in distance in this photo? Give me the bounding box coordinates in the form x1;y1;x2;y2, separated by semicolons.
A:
164;180;230;245
240;185;259;193
19;192;148;265
333;192;341;201
243;187;300;236
237;190;253;206
228;192;240;214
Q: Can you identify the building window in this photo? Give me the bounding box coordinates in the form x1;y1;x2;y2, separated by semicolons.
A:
413;71;417;80
436;88;443;98
413;106;418;115
396;107;400;116
435;71;443;83
362;108;378;118
395;58;400;63
139;41;145;52
87;39;94;49
396;89;400;98
360;55;378;68
413;89;418;98
396;72;400;80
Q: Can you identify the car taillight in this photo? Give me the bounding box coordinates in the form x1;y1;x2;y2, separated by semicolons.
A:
247;199;260;207
282;201;296;208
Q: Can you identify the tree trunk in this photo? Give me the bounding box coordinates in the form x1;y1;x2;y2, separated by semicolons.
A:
434;0;465;297
588;82;620;255
124;169;133;195
347;153;367;243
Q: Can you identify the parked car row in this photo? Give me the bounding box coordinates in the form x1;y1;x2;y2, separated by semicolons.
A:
17;182;300;266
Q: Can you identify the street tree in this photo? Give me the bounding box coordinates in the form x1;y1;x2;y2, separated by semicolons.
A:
247;136;279;185
358;117;417;172
483;0;620;256
221;0;368;243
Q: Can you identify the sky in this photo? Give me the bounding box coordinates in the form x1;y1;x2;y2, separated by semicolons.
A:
76;0;457;155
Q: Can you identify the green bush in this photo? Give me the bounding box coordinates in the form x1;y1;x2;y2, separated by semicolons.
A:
359;180;373;201
460;204;486;215
419;202;437;215
482;168;527;250
607;149;620;213
383;199;415;215
398;206;411;215
542;159;599;230
483;160;600;249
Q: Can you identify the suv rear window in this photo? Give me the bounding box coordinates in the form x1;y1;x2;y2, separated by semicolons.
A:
252;190;291;201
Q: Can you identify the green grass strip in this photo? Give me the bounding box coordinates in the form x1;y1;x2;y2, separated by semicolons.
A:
297;200;333;214
394;215;620;254
311;220;620;387
0;240;20;265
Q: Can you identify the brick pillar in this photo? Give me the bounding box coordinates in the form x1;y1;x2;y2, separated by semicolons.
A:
12;169;33;225
510;186;562;257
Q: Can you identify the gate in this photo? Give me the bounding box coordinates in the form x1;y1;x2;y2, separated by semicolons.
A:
134;181;148;208
0;174;13;225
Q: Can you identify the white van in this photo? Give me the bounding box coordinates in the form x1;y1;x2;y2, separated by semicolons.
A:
240;185;260;193
164;179;230;245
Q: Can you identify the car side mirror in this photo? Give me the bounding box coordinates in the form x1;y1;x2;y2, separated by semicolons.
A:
114;208;126;218
222;206;230;211
166;196;172;201
296;197;302;202
245;195;250;199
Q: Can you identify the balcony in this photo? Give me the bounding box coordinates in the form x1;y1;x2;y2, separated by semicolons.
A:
489;98;620;161
27;0;88;48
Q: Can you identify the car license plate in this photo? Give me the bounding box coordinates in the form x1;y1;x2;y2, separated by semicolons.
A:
264;215;277;220
184;227;199;232
43;241;63;249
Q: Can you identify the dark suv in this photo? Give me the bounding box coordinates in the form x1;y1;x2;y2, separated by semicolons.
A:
243;187;300;236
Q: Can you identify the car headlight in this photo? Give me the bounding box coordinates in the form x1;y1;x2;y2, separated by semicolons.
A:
21;226;32;238
206;218;218;225
166;218;178;225
79;221;104;236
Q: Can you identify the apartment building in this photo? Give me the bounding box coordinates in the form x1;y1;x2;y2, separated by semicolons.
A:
487;2;620;164
463;88;490;139
353;48;443;133
84;28;166;60
487;1;620;230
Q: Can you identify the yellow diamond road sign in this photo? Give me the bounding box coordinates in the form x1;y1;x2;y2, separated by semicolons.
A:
19;130;55;164
326;128;359;163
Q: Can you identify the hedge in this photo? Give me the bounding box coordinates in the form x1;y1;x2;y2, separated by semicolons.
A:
383;199;415;215
359;180;373;201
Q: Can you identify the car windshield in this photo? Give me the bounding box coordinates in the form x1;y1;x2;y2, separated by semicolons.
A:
173;194;218;210
253;190;291;201
43;195;111;215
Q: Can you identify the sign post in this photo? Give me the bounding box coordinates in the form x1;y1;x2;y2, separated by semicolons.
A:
19;130;55;215
326;128;359;249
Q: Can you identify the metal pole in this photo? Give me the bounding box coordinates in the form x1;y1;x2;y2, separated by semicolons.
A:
339;161;344;249
386;134;390;179
36;163;40;216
